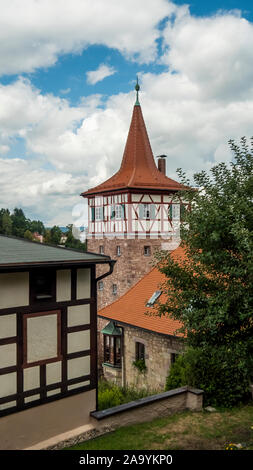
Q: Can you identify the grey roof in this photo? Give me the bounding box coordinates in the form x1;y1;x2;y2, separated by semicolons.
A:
0;235;111;267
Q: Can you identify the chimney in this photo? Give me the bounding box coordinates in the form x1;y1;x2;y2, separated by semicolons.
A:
157;155;167;175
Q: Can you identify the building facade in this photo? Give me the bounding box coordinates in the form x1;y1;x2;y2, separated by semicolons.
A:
0;235;114;449
97;246;185;391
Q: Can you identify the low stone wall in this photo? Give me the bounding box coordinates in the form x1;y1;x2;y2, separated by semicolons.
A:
45;386;203;450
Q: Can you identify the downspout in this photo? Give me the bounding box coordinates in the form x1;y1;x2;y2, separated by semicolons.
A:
96;260;116;283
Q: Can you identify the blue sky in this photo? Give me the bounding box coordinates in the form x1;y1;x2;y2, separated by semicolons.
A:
0;0;253;225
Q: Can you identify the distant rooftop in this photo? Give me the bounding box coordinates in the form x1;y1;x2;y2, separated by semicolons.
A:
0;235;111;268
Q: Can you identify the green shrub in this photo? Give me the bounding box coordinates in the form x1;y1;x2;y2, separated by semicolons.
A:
98;384;124;410
98;380;157;411
165;346;251;408
132;359;147;373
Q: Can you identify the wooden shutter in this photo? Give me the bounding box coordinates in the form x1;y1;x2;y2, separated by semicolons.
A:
169;204;172;219
91;207;95;222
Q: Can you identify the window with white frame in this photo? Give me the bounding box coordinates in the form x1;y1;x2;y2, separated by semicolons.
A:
95;207;103;221
99;245;104;254
143;204;150;219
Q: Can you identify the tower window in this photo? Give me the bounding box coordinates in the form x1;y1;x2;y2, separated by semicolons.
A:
116;246;121;256
95;207;104;221
139;204;156;220
144;246;151;256
112;284;117;295
98;280;104;291
99;245;104;254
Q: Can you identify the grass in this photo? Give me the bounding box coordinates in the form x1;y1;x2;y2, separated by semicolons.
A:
66;402;253;450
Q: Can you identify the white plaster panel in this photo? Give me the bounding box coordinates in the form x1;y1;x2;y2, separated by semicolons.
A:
46;361;62;385
0;373;17;398
47;388;61;397
24;395;40;404
0;344;16;368
56;270;71;302
67;356;90;380
131;194;142;202
67;330;90;354
151;195;161;202
26;314;58;364
0;272;29;309
142;195;152;202
76;269;91;299
23;366;40;391
0;314;16;339
0;401;16;411
67;304;90;327
67;381;90;391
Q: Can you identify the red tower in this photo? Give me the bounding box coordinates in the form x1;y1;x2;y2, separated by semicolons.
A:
81;82;187;308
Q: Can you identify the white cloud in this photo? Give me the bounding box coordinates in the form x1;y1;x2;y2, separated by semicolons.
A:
86;64;116;85
1;5;253;225
161;9;253;100
0;0;177;75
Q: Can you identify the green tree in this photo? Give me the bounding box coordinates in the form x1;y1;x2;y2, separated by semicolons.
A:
24;229;35;241
11;208;28;237
50;225;62;245
0;209;13;235
29;219;45;235
65;224;87;251
157;137;253;406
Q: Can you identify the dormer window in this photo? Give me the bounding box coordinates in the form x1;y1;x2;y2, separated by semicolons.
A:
146;290;161;307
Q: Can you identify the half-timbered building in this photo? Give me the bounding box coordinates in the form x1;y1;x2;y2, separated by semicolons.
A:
0;234;114;449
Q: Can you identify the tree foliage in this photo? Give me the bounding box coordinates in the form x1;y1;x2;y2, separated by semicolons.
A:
0;208;86;251
157;137;253;405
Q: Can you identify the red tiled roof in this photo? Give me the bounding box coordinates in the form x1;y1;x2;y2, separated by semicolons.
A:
98;245;186;337
81;104;186;197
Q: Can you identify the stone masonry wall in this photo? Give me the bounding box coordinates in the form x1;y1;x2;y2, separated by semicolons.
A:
90;238;168;310
123;326;183;391
98;317;183;391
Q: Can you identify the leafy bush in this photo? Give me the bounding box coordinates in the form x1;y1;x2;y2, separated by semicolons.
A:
98;380;157;411
165;346;251;408
98;382;124;410
132;359;147;373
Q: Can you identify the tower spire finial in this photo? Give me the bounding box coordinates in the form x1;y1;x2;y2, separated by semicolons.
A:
135;76;140;106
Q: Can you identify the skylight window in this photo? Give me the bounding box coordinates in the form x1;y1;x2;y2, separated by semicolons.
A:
146;290;161;307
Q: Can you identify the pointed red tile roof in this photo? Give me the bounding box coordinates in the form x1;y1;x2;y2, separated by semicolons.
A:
98;245;186;337
81;104;185;197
